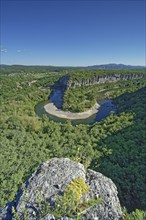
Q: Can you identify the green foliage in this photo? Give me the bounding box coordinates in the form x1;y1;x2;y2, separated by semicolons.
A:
50;177;100;218
12;206;21;220
123;208;146;220
0;65;69;75
63;86;97;112
92;87;146;211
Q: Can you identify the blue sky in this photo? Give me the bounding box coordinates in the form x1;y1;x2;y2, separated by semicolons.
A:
1;0;145;66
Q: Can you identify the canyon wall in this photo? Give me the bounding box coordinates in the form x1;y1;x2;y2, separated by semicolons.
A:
66;73;145;89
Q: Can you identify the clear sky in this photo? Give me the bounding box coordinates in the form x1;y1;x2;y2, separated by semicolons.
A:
1;0;145;66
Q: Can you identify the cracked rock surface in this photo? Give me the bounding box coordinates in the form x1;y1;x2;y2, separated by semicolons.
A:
0;158;123;220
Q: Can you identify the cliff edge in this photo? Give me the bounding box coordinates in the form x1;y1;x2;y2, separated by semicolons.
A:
0;158;123;220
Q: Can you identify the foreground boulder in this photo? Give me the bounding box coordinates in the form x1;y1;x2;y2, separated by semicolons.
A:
0;158;123;219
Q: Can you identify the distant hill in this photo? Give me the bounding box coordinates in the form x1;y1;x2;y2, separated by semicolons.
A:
0;63;146;72
85;63;146;70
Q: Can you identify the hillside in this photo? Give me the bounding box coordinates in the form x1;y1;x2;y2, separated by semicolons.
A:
0;63;145;76
0;68;146;219
85;63;146;70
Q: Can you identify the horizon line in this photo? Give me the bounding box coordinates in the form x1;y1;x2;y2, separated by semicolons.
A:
1;63;146;67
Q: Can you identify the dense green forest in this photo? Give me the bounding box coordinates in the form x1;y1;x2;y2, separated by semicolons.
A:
91;87;146;211
0;65;70;75
0;68;146;217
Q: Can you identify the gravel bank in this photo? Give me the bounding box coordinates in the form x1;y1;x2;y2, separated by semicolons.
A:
44;102;100;119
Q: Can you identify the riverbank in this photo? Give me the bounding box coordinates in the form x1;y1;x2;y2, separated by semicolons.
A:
44;102;100;119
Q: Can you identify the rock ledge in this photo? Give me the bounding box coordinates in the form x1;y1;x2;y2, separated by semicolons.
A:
0;158;123;220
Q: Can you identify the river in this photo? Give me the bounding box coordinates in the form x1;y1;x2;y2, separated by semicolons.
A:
35;87;117;125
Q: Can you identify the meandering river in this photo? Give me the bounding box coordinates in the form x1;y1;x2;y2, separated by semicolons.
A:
35;86;117;125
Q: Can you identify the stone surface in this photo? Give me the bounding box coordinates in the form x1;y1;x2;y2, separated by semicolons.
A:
67;73;144;89
83;169;123;220
52;73;144;91
0;158;123;220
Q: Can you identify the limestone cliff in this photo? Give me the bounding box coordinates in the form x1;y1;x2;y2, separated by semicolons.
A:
0;158;123;220
52;73;144;90
67;73;144;89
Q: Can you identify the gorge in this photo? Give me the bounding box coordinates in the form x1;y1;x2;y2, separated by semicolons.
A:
36;72;144;124
1;67;146;219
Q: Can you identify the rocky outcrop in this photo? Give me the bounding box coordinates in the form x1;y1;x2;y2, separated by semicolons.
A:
67;73;144;88
0;158;123;220
51;73;144;90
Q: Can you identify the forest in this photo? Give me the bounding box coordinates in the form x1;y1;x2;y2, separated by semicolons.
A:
0;67;146;218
